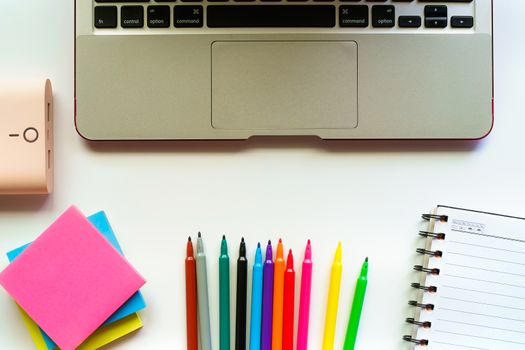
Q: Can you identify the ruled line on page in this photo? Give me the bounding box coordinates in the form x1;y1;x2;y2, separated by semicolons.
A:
442;285;525;300
432;341;489;350
437;319;525;334
449;240;525;255
445;263;525;278
441;296;525;312
439;308;525;323
451;230;525;244
443;274;525;289
447;252;525;267
434;330;525;346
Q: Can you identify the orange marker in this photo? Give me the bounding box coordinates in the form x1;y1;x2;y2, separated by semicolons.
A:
282;249;295;350
185;237;198;350
272;239;285;350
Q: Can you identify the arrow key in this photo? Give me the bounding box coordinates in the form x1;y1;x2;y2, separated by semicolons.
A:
451;16;474;28
398;16;421;28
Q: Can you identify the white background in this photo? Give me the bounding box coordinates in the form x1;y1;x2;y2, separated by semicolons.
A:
0;1;523;349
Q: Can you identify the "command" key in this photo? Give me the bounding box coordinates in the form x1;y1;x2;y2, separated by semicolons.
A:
174;6;203;28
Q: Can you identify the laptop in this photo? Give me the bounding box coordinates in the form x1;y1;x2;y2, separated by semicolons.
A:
75;0;493;140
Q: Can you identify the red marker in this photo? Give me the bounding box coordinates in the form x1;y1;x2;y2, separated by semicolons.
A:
282;249;295;350
186;237;198;350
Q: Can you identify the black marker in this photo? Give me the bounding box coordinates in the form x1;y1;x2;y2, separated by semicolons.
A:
235;237;248;350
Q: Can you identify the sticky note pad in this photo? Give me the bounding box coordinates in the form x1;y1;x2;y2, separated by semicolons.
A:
19;307;143;350
7;211;147;350
0;206;146;350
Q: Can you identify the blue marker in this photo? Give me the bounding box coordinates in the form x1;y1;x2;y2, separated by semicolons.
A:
249;243;264;350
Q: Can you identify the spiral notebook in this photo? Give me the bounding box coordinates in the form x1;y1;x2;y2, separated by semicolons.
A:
405;206;525;350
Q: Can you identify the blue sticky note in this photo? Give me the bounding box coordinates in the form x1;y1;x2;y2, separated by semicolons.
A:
7;211;146;350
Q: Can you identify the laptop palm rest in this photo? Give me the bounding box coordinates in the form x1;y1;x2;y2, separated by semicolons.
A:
211;41;358;131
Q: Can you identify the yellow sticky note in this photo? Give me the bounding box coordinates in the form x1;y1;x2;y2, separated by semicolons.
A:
18;306;143;350
19;306;48;350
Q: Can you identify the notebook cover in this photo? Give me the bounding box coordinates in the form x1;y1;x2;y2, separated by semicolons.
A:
413;205;525;349
0;206;146;350
7;211;147;349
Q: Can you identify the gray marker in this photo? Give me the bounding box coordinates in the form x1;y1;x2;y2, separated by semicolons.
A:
196;232;212;350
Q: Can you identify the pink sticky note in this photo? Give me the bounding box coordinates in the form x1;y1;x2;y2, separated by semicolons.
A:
0;206;146;350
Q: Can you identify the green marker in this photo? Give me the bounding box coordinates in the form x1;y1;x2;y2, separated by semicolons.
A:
343;257;369;350
219;235;230;350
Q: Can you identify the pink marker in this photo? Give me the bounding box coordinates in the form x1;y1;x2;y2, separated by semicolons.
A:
296;240;313;350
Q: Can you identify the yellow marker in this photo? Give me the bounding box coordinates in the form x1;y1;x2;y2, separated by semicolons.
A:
272;239;286;350
322;242;343;350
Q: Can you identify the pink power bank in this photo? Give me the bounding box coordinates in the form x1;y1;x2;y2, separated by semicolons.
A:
0;80;53;194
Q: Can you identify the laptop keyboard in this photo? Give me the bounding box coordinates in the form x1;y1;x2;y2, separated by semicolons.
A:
93;0;475;30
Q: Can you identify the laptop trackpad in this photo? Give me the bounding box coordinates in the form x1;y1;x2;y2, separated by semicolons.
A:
211;41;358;130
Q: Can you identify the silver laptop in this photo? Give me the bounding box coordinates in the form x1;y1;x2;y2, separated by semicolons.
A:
75;0;493;140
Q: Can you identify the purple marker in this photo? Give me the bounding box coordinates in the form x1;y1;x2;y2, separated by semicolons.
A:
260;240;274;350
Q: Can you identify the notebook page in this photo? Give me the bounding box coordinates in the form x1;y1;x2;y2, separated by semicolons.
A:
416;206;525;350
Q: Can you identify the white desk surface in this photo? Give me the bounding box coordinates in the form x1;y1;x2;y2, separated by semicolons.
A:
0;1;523;349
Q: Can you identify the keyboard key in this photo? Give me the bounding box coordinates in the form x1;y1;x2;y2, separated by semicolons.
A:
372;5;395;27
95;0;149;2
425;5;447;28
94;6;117;28
174;6;203;27
121;6;144;28
398;15;421;28
207;5;335;28
148;5;170;27
424;5;447;17
425;17;447;28
451;16;473;28
339;5;368;27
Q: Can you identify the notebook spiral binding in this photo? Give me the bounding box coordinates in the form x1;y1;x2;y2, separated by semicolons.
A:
418;231;446;240
408;300;434;311
403;213;448;347
421;214;448;222
406;318;432;328
411;283;437;293
416;248;443;257
403;335;429;346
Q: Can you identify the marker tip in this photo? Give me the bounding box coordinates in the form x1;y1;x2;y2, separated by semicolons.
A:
307;239;311;245
241;237;245;243
257;242;261;248
279;238;282;243
268;240;271;245
198;232;202;238
188;236;191;242
222;234;226;240
365;257;369;262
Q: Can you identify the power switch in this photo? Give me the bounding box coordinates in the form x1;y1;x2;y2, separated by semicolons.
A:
23;127;39;143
